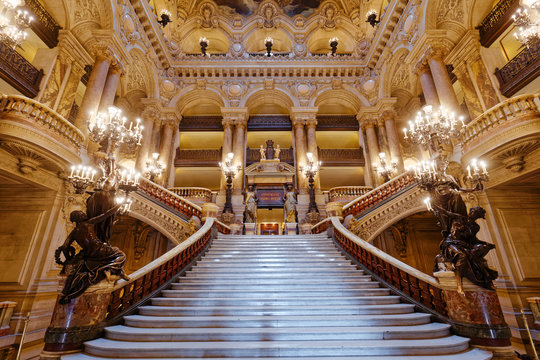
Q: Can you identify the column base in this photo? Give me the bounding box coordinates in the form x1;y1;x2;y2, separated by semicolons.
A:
285;222;298;235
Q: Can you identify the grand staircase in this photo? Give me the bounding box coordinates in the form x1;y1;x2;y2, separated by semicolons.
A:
65;233;491;360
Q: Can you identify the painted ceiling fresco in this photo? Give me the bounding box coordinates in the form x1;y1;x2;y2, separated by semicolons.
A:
214;0;323;17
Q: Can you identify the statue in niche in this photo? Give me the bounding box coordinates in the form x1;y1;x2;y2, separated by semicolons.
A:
284;184;297;223
428;177;498;294
274;144;281;160
55;205;129;304
244;185;258;223
200;4;218;29
320;4;337;29
261;4;276;28
259;145;266;160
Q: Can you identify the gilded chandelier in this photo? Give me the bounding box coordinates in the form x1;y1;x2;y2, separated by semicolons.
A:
0;0;33;49
403;105;465;155
513;0;540;47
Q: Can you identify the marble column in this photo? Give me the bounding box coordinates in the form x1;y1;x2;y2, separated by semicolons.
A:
98;65;123;113
358;127;373;187
232;121;246;193
74;52;112;134
292;121;307;193
415;62;440;107
220;119;234;190
427;51;460;110
305;118;320;190
158;120;176;185
135;114;156;172
382;110;405;172
365;121;382;186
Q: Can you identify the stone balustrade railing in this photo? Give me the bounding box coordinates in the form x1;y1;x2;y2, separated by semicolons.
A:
328;186;373;203
462;93;539;149
0;94;85;147
311;217;333;234
331;217;447;315
342;172;416;218
168;187;214;204
138;178;202;219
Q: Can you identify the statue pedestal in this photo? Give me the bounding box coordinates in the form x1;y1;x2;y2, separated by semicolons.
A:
201;203;219;221
42;276;118;357
244;223;256;235
433;271;513;358
285;222;297;235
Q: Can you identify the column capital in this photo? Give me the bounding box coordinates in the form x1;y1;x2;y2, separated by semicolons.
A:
425;43;450;62
290;107;318;127
413;59;431;76
220;107;249;126
109;63;125;77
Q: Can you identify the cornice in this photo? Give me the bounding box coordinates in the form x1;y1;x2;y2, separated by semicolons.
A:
89;30;133;67
445;30;482;69
357;98;398;122
57;30;93;66
405;30;452;67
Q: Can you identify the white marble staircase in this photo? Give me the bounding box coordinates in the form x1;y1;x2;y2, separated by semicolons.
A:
64;234;492;360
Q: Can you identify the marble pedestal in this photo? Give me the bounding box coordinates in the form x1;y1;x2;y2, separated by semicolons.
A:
244;223;256;235
434;271;513;358
285;222;297;235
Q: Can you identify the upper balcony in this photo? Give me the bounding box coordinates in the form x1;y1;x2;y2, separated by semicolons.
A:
476;0;520;47
0;43;44;98
495;43;540;97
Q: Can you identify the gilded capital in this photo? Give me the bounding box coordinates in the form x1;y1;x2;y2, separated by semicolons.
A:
220;107;249;126
413;60;430;76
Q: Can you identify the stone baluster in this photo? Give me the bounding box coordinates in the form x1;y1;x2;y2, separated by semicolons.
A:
415;61;440;107
381;110;405;172
98;64;123;113
74;49;113;136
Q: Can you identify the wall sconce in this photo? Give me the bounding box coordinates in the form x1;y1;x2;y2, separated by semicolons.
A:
264;37;273;57
158;9;172;28
329;37;338;56
200;37;209;56
366;9;380;27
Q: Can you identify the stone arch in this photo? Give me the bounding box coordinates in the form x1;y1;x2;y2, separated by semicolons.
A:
312;86;368;111
242;88;296;113
174;88;226;115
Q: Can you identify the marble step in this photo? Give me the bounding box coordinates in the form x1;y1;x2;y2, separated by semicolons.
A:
202;254;348;259
193;262;356;269
186;268;361;275
123;313;432;328
169;282;381;291
151;295;402;307
160;288;391;299
64;348;493;360
104;323;450;341
138;303;415;316
83;336;470;357
177;276;374;284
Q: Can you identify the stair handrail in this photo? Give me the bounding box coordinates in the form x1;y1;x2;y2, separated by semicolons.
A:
138;177;202;219
168;186;214;203
214;219;232;234
330;217;448;317
311;217;333;234
106;217;216;320
342;171;416;218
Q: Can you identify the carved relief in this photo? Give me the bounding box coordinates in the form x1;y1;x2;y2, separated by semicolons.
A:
258;2;279;28
437;0;464;23
73;0;101;24
199;2;219;29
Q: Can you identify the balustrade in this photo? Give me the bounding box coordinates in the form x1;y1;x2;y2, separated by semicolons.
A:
311;217;332;234
174;148;222;167
462;93;539;148
328;186;373;202
495;44;540;97
0;94;84;147
318;148;364;166
25;0;61;47
476;0;520;47
138;178;202;219
342;172;416;217
0;44;44;98
168;187;214;204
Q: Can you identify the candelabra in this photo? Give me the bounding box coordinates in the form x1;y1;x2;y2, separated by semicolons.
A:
403;105;465;156
366;9;380;27
329;37;338;56
200;37;208;56
67;106;143;216
466;158;489;189
304;152;320;214
219;152;239;215
0;0;33;49
264;37;273;57
406;159;443;189
374;152;397;182
144;152;165;182
513;0;540;47
157;9;172;28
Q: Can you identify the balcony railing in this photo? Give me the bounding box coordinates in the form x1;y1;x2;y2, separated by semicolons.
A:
495;43;540;97
476;0;520;47
328;186;373;203
174;149;222;167
138;178;202;219
0;43;43;98
0;94;84;147
25;0;61;48
246;146;294;165
342;172;416;218
319;148;364;166
462;93;539;150
168;187;214;204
